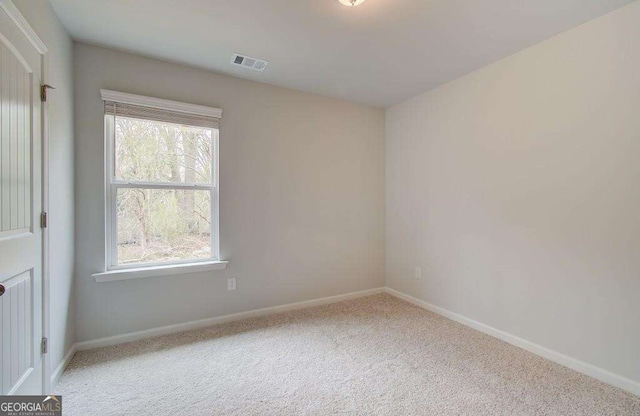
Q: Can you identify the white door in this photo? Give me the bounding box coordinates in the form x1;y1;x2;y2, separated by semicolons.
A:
0;3;44;395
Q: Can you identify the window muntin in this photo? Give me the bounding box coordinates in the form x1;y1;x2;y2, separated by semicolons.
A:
106;115;219;269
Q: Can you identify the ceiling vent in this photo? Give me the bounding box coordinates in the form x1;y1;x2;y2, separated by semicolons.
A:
231;53;269;72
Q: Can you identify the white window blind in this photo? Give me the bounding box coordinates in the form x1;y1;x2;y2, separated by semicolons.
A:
101;89;222;129
104;101;219;129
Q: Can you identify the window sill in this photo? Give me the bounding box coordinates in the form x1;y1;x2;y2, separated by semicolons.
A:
92;260;229;283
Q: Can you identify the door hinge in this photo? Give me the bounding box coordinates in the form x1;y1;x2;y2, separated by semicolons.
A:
41;337;48;354
41;84;55;102
40;212;47;228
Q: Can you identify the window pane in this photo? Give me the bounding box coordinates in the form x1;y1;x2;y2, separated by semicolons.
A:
115;116;213;184
116;188;212;265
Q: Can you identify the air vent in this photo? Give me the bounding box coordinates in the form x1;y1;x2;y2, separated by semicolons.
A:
231;53;269;72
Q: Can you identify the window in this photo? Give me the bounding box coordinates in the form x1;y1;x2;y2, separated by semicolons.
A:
102;90;222;270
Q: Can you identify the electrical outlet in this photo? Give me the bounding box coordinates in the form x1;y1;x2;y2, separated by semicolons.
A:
227;277;237;291
414;267;422;279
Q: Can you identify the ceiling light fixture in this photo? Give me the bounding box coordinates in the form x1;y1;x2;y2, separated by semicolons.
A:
338;0;367;6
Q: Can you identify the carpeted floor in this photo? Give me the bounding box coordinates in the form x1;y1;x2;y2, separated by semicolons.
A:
57;294;640;415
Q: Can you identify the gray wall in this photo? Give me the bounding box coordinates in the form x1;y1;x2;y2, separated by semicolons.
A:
13;0;75;379
386;1;640;383
73;43;386;342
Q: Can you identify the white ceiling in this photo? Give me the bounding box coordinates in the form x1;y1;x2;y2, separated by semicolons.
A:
49;0;633;107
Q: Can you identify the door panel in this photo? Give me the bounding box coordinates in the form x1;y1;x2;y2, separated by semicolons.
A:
0;3;43;395
1;36;31;237
0;270;32;394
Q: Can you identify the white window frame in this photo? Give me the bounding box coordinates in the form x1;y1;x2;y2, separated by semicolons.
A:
100;90;223;273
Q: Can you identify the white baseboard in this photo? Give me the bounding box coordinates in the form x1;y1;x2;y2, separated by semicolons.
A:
384;287;640;397
58;285;640;398
75;287;385;351
51;344;77;389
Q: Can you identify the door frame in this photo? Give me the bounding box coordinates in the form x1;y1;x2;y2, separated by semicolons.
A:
0;0;51;394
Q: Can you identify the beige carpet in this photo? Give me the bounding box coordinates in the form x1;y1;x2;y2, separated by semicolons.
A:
57;294;640;415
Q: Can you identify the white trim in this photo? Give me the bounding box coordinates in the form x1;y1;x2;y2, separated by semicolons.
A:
104;115;114;272
384;287;640;397
92;260;229;282
100;89;222;118
41;49;51;395
50;345;76;388
47;287;640;398
107;255;222;272
0;0;48;54
211;130;220;260
75;287;385;351
111;181;212;190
